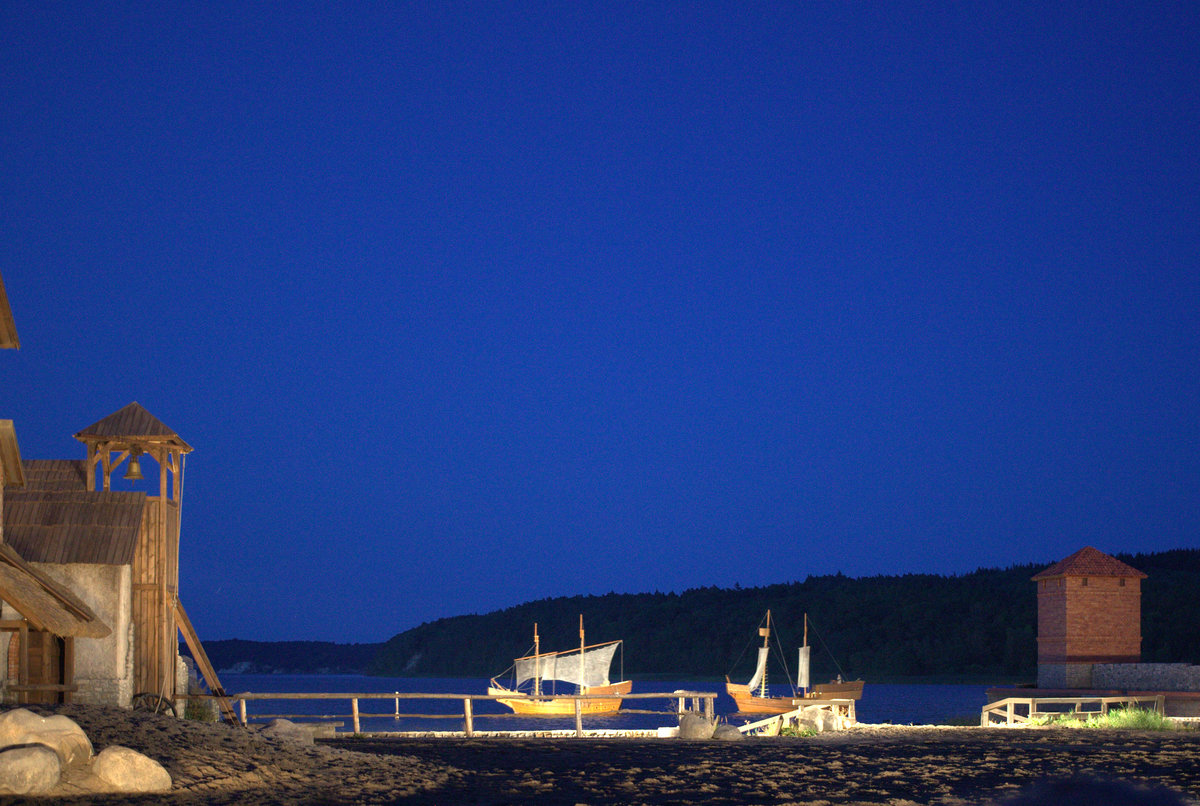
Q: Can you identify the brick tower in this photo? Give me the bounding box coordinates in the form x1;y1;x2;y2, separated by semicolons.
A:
1032;546;1146;688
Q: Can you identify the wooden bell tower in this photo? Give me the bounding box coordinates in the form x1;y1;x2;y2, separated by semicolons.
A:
74;402;191;701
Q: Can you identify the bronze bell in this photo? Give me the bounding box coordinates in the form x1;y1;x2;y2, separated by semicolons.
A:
123;450;144;481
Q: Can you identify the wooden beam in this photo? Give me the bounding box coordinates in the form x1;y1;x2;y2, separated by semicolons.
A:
173;599;239;725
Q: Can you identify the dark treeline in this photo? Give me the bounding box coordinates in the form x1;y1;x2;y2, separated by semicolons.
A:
190;549;1200;680
369;549;1200;682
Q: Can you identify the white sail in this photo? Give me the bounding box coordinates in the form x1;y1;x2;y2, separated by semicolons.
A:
746;646;770;691
514;641;619;688
797;645;811;689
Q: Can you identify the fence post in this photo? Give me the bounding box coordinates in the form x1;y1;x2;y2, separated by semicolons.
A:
239;699;247;727
352;698;361;734
705;696;713;723
574;698;583;737
395;692;400;719
464;698;474;737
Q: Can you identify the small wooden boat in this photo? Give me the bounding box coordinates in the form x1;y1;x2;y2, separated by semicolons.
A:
489;616;632;715
726;610;863;714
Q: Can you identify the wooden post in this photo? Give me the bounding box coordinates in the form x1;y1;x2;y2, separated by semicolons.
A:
352;698;361;733
464;698;474;737
574;698;583;737
394;692;400;718
705;695;713;723
17;623;28;701
239;699;247;726
63;638;75;704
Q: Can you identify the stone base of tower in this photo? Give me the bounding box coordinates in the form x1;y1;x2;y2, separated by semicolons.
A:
1037;662;1094;689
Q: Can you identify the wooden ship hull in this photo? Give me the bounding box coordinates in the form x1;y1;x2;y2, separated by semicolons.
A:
491;617;629;716
488;679;632;715
726;610;865;714
725;679;798;714
725;678;866;714
809;679;865;700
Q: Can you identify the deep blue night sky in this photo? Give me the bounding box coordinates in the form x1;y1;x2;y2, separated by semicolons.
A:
3;2;1197;643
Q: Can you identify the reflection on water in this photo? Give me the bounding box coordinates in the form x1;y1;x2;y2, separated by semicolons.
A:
218;674;994;731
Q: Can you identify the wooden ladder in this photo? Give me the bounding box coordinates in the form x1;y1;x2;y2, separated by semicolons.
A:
174;599;240;726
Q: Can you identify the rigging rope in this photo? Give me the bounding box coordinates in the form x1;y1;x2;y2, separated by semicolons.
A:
805;615;849;681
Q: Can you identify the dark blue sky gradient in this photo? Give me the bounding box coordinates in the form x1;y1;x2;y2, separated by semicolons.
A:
3;2;1198;642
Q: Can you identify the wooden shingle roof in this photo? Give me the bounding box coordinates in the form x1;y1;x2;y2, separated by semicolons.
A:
3;489;145;565
20;459;86;491
74;401;191;451
0;543;110;638
0;271;17;350
1032;546;1147;581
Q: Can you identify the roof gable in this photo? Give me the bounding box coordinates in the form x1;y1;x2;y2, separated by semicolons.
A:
1032;546;1147;580
74;402;191;451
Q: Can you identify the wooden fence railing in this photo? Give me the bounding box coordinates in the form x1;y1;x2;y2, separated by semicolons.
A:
980;695;1165;727
202;690;718;737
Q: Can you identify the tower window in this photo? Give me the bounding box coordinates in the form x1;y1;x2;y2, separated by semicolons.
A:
1082;578;1088;587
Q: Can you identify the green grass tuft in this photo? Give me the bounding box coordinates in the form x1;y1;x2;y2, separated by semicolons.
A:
1035;706;1173;731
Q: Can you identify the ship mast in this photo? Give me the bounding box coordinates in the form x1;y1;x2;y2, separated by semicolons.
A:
533;623;541;697
758;609;772;698
579;614;586;694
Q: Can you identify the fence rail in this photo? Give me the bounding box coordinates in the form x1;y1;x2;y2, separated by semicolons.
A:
980;695;1165;727
199;690;718;737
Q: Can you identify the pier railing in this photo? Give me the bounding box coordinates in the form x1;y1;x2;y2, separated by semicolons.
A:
212;690;718;737
980;694;1165;727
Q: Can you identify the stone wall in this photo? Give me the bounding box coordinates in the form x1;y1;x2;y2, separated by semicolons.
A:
1037;662;1095;689
29;562;133;708
1093;663;1200;692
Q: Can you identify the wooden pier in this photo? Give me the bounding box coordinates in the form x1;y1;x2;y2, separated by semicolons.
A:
980;694;1165;726
199;690;720;737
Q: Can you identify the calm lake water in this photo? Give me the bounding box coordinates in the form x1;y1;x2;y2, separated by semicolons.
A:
219;674;995;731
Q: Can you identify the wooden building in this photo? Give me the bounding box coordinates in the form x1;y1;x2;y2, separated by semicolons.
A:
1032;546;1147;688
1;403;206;708
3;459;144;705
0;541;110;703
72;402;192;701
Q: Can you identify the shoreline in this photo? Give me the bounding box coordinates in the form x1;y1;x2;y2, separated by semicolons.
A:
7;704;1200;804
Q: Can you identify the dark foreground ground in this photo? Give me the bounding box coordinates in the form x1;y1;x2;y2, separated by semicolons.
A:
3;706;1198;805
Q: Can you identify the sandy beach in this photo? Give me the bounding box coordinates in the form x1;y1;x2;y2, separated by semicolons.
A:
4;705;1199;804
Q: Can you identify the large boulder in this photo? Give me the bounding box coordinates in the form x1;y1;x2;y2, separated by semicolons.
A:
712;723;745;741
259;718;315;745
0;745;61;795
798;705;840;733
92;746;172;793
678;712;716;740
0;708;92;766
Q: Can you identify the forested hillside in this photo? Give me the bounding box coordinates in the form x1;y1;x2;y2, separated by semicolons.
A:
186;550;1200;679
369;549;1200;681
